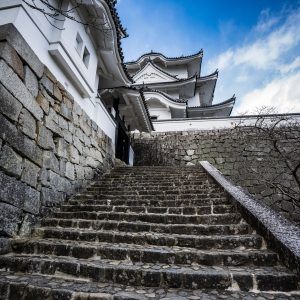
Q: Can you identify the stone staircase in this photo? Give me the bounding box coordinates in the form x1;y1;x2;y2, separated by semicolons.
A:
0;166;299;299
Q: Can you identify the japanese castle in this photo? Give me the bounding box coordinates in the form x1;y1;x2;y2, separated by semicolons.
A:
126;51;236;124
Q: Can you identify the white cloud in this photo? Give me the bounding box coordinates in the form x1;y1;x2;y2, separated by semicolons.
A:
235;72;300;114
209;8;300;71
279;57;300;74
254;9;280;32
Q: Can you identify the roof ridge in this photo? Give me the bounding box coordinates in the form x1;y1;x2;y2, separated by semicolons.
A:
126;50;203;65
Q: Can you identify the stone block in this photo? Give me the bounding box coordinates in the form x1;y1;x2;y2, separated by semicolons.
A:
58;115;68;130
0;24;44;77
24;65;38;98
84;167;93;180
0;238;12;254
53;85;62;101
69;145;80;164
37;122;55;150
41;187;65;206
23;185;40;215
19;108;37;139
43;151;59;173
0;83;23;122
0;41;24;79
18;214;36;237
45;115;63;137
0;144;23;177
60;102;72;120
86;157;98;168
0;60;43;120
40;74;54;95
0;171;24;208
36;92;50;114
75;165;85;180
56;138;68;158
59;158;67;176
21;159;40;188
73;136;83;154
23;136;43;167
49;170;71;193
0;202;22;237
62;129;72;143
65;162;75;180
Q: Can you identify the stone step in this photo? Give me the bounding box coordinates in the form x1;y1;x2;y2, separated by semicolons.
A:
37;228;262;250
1;271;299;300
0;254;297;291
80;194;228;202
51;211;242;224
69;197;231;207
11;239;279;267
85;190;226;197
91;184;221;191
60;204;236;215
42;219;252;235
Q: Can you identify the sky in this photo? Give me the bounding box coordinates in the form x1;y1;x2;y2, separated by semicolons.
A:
117;0;300;115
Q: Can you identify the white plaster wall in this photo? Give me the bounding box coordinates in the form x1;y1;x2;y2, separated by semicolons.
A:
0;3;117;142
165;65;187;79
153;115;300;132
149;108;171;120
188;93;200;107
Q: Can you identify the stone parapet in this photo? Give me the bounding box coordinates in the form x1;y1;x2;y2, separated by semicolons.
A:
132;129;300;226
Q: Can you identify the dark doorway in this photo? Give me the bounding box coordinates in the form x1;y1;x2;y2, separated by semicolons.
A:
115;116;130;164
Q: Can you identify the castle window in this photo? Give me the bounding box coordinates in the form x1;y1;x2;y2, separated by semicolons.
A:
83;47;90;68
75;33;83;55
151;116;158;121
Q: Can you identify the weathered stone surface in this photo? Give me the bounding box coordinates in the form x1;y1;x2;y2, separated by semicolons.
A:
37;123;55;150
23;186;40;215
0;60;43;120
19;108;37;139
0;202;21;237
56;138;68;158
69;145;80;164
43;151;59;173
18;214;36;237
65;162;75;180
75;164;85;180
0;238;11;254
21;159;40;188
0;24;44;77
40;75;54;95
36;92;50;114
0;144;23;177
49;170;71;193
41;187;65;206
0;41;24;79
0;83;23;122
24;65;38;98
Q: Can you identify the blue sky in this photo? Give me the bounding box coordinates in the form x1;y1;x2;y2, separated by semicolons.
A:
117;0;300;114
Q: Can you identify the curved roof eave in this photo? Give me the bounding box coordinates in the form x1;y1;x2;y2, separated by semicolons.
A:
99;0;133;84
143;90;187;107
126;50;203;67
197;70;219;83
189;95;236;111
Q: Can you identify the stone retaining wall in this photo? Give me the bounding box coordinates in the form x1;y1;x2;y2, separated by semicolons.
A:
132;129;300;226
0;24;114;238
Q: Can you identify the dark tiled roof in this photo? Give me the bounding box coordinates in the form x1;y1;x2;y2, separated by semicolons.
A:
197;69;219;81
126;50;203;65
189;95;236;109
143;87;188;104
104;0;133;83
